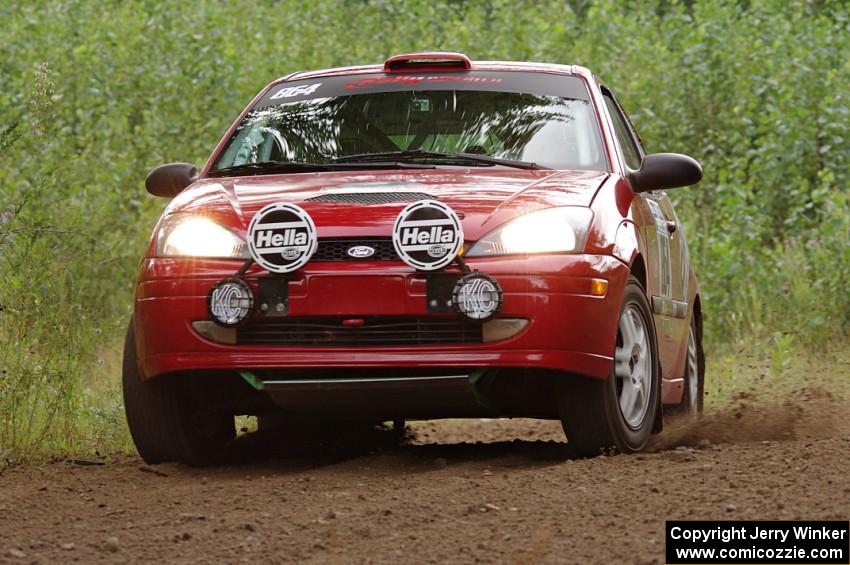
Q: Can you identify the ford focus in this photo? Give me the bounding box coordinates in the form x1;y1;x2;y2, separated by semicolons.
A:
124;52;705;465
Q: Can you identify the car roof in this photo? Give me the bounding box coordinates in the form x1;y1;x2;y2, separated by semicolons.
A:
276;54;595;87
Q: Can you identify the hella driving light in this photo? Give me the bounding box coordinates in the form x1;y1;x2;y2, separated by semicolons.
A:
465;207;593;257
207;278;254;326
247;202;318;273
157;215;249;258
452;272;503;321
392;200;463;271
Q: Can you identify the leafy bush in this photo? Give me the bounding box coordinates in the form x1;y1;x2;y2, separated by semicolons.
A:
1;0;848;457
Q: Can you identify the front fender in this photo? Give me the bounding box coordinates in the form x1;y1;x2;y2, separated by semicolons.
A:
613;220;639;265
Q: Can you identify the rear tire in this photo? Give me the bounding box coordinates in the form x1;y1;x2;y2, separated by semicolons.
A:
558;276;660;456
122;319;235;466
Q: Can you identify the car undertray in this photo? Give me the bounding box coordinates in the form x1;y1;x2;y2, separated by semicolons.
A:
226;367;565;422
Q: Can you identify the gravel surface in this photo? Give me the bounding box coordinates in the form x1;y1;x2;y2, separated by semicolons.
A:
1;392;848;564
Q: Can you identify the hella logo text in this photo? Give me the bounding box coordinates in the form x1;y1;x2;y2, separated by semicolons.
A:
254;229;307;248
400;226;456;246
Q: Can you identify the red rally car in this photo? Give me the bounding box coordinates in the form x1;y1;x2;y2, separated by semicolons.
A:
124;52;705;465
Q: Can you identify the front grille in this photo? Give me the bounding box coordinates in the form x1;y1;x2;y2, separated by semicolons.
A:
305;192;434;205
312;238;398;262
236;316;483;346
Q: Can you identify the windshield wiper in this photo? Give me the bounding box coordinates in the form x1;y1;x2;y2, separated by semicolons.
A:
332;149;548;170
208;160;434;178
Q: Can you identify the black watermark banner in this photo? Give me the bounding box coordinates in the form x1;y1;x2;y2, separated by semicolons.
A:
666;521;849;564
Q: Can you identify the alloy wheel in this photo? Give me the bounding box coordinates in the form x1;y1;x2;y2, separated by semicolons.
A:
613;305;652;429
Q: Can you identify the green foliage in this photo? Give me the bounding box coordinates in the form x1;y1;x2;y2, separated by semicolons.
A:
1;0;848;458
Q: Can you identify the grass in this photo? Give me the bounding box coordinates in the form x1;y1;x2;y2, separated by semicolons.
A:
0;316;132;463
705;336;850;410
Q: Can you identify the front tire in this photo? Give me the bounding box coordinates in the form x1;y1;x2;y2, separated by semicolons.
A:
558;276;660;456
123;319;235;466
681;313;705;416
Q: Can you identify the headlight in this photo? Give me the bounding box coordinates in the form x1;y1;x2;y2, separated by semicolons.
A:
156;214;249;258
465;207;593;257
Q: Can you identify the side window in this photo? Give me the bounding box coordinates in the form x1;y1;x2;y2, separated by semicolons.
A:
603;93;642;170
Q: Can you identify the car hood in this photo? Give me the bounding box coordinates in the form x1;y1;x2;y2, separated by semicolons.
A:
168;169;608;241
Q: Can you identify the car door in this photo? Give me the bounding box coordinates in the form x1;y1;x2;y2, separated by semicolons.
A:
601;88;689;376
651;192;689;317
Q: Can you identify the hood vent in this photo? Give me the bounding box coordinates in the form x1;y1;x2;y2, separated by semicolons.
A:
305;192;434;205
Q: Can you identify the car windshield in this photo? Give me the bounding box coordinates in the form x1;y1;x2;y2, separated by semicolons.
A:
212;71;608;172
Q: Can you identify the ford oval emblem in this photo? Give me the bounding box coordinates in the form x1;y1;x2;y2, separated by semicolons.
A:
347;245;376;259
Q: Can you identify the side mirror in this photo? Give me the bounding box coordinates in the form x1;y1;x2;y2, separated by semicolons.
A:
628;153;702;193
145;163;197;198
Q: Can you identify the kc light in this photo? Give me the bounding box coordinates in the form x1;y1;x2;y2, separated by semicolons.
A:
452;272;503;321
465;207;593;257
157;214;249;258
207;278;254;326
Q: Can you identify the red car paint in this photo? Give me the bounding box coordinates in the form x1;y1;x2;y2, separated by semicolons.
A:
134;58;700;407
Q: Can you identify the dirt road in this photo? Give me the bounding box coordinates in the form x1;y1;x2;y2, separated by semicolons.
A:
1;394;848;564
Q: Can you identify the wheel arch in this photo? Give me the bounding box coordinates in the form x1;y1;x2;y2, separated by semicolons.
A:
629;253;647;293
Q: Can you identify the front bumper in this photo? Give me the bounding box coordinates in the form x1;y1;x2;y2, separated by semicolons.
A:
134;254;629;381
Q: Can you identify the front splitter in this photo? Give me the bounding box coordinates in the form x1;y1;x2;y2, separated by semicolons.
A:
258;373;498;421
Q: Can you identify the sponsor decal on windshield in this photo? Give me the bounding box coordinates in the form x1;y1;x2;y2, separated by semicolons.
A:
345;75;502;90
270;82;322;100
251;71;590;110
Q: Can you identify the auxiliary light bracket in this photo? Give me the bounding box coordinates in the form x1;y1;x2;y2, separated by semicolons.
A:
234;258;254;279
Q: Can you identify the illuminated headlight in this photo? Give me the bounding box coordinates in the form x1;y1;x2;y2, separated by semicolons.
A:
465;207;593;257
156;214;249;258
207;278;254;326
452;272;503;321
